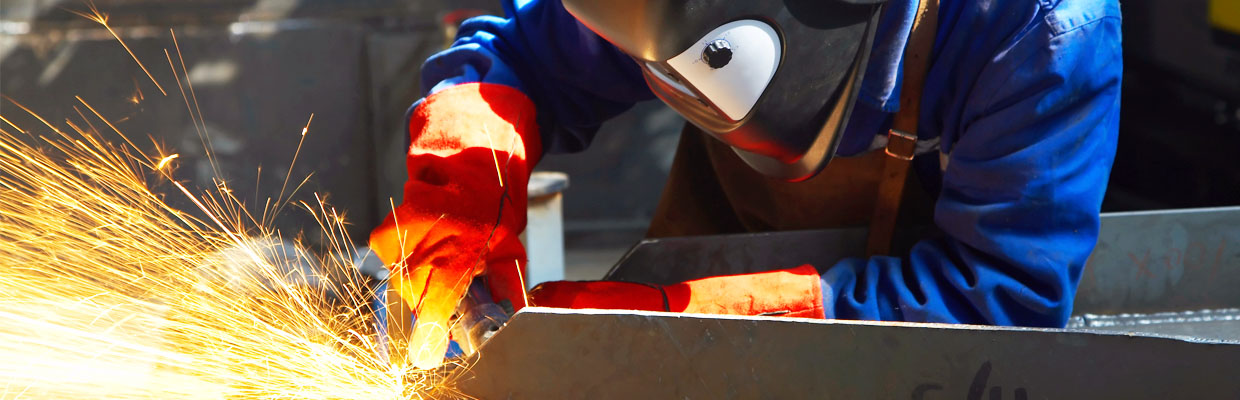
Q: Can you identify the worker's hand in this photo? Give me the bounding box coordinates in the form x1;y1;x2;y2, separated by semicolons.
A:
529;265;827;319
369;83;540;369
371;185;526;369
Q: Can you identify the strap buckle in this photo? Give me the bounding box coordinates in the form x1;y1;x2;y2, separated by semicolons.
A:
885;129;917;161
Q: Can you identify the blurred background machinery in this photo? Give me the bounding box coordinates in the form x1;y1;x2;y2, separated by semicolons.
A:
1112;0;1240;211
1;0;1238;279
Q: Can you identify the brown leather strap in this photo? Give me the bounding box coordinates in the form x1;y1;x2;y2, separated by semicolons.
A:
866;0;940;256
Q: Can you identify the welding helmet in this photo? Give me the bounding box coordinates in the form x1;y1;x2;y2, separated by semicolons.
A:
563;0;888;181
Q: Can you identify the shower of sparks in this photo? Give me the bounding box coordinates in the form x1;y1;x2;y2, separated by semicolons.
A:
0;4;480;397
0;99;461;399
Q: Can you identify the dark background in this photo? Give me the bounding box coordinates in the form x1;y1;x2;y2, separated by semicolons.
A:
1;0;1238;253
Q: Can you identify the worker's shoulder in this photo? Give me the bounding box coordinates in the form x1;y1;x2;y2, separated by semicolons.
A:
1041;0;1122;36
942;0;1119;39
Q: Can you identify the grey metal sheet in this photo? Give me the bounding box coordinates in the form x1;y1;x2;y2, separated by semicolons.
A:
452;308;1240;399
1077;206;1240;314
1068;308;1240;342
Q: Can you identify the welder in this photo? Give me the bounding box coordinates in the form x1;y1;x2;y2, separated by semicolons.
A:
369;0;1122;368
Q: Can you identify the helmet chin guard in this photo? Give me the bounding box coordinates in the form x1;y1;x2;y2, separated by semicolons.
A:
564;1;886;181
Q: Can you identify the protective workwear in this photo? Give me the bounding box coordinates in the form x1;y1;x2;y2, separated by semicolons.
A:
530;265;826;319
406;0;1123;328
368;83;539;368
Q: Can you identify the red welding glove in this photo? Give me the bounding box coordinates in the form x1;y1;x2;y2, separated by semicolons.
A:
369;83;539;369
529;265;826;319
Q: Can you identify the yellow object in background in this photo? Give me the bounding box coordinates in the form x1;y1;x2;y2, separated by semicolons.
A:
1211;0;1240;34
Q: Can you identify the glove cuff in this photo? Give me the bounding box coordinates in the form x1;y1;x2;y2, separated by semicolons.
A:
407;82;542;165
529;266;827;319
672;265;826;319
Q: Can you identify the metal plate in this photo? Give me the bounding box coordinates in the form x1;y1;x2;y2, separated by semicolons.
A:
1077;206;1240;314
453;308;1240;399
1069;308;1240;342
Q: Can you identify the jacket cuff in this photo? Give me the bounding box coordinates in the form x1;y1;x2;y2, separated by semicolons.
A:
675;264;826;319
819;274;836;320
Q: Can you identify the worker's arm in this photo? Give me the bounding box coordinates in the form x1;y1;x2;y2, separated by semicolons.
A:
419;0;653;154
822;0;1123;327
368;0;650;368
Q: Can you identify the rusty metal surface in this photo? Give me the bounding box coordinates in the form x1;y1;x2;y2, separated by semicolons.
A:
453;308;1240;399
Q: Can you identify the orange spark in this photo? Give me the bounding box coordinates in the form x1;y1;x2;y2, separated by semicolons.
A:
155;153;179;170
3;95;63;134
302;113;314;136
0;114;23;133
67;1;168;96
169;28;220;179
515;259;529;308
483;127;504;188
272;113;314;219
128;77;145;105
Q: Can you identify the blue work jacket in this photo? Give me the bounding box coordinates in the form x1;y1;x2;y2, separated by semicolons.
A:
417;0;1123;327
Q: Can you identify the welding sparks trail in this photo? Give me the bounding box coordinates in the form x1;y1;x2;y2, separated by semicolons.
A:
0;100;464;398
0;18;467;398
0;4;477;397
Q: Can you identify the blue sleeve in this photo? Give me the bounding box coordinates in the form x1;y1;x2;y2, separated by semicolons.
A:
417;0;654;154
821;0;1123;327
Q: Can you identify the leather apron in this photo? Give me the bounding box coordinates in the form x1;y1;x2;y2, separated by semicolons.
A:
645;125;934;241
646;0;941;248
